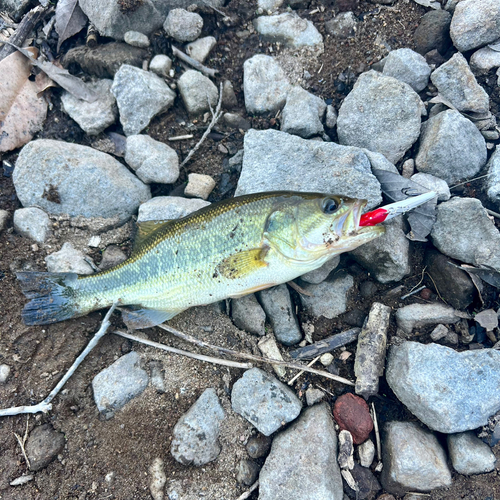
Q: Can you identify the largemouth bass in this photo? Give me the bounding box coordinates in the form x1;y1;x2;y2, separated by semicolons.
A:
17;191;384;329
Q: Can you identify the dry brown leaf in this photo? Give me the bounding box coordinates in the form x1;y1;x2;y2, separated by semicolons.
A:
0;48;47;153
35;70;57;95
55;0;87;53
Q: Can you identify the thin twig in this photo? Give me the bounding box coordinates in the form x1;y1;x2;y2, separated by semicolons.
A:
401;285;426;300
14;417;31;469
449;173;491;189
371;402;381;462
288;355;320;385
180;83;223;168
158;323;355;386
113;331;252;369
235;480;259;500
287;280;313;297
172;45;217;77
168;134;194;141
486;208;500;220
0;302;119;417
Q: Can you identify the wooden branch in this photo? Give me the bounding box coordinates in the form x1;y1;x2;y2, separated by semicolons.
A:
0;5;46;62
289;328;360;361
172;45;217;77
113;330;253;369
158;323;355;386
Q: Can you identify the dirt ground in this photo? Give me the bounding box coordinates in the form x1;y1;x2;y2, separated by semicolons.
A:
1;0;500;498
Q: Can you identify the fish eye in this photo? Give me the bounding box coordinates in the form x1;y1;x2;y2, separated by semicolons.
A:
322;198;340;214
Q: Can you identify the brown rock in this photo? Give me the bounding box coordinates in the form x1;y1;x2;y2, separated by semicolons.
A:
333;393;373;444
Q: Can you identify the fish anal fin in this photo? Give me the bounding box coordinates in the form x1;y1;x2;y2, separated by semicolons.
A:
217;247;269;280
119;306;179;329
133;220;172;254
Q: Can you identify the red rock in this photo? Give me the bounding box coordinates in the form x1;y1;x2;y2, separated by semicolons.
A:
333;393;373;444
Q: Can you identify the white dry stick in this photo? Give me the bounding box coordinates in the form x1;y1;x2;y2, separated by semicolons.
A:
171;45;217;77
371;402;382;462
0;302;119;417
14;416;31;469
113;330;252;369
288;355;321;386
180;83;223;169
168;134;194;141
235;480;259;500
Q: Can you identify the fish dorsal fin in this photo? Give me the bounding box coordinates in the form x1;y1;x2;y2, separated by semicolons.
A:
133;220;172;254
217;247;269;280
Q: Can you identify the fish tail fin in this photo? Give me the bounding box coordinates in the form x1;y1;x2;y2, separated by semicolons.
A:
17;272;82;325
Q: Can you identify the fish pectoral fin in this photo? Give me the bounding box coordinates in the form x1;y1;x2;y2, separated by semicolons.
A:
217;247;269;280
119;306;179;329
132;220;172;254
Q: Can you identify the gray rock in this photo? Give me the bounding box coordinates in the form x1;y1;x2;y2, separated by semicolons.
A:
223;113;251;131
149;54;172;77
61;79;117;136
471;46;500;74
186;36;217;63
222;79;238;110
125;135;179;184
415;110;487;185
281;86;326;138
410;173;450;201
325;12;357;39
13;207;50;244
236;459;260;486
45;242;94;275
152;0;223;16
258;0;283;11
352;216;410;283
178;69;218;116
450;0;500;52
300;256;340;284
386;341;500;433
243;55;291;116
430;197;500;272
164;8;203;42
99;245;127;271
358;439;375;468
79;0;163;41
253;13;324;51
325;105;338;129
299;273;354;319
0;0;31;20
424;250;475;309
137;196;210;222
430;53;489;114
112;64;176;136
231;294;266;336
0;209;8;232
345;463;381;500
246;433;272;458
149;360;166;393
124;30;150;48
259;285;302;346
235;129;382;210
92;352;149;415
447;432;497;475
414;10;452;55
26;424;65;472
306;387;325;406
395;303;464;335
13;139;150;223
337;71;423;164
380;421;451;495
259;403;343;500
486;145;500;207
231;368;302;436
171;388;225;466
382;48;431;93
0;364;11;383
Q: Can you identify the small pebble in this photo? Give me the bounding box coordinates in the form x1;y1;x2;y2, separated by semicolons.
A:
420;288;432;300
0;209;8;232
236;459;260;486
124;31;150;48
149;360;166;393
333;393;373;444
246;434;272;459
358;438;375;468
305;387;325;406
149;458;167;500
26;424;66;471
482;130;500;141
99;245;127;271
150;55;172;77
401;159;415;178
338;429;354;470
320;353;334;366
10;475;34;486
0;364;11;383
430;324;448;341
184;173;216;200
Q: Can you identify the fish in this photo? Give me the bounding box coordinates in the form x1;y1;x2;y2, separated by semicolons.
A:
17;191;384;329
